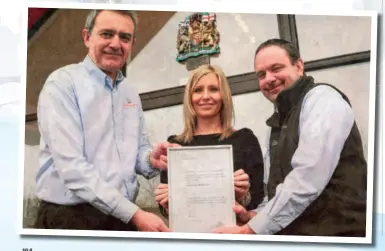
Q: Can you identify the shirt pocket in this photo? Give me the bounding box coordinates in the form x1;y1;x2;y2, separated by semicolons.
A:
116;105;140;162
122;105;140;135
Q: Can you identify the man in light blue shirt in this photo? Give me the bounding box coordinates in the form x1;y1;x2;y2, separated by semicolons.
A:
34;9;177;232
213;39;367;236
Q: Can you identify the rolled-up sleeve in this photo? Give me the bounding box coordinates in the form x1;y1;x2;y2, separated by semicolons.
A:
247;85;355;234
38;74;139;223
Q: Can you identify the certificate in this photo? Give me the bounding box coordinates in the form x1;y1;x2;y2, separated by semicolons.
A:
167;145;236;233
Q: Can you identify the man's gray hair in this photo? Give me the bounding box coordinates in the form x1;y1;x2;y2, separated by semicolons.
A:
84;9;138;34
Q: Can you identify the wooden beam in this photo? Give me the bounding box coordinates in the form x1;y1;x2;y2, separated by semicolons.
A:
25;50;371;121
304;50;370;72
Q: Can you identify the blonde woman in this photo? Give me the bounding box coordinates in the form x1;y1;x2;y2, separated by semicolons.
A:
155;65;264;220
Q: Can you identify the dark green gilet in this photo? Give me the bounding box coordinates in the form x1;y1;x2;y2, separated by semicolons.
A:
266;76;367;236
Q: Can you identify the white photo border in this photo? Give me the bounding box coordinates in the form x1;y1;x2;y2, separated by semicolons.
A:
18;1;378;245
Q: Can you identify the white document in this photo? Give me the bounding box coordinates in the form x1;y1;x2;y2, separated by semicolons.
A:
167;145;236;233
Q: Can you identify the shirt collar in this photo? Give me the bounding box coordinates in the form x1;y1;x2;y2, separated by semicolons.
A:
266;76;314;128
83;55;125;90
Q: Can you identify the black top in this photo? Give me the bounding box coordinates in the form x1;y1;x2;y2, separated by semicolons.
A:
160;127;264;212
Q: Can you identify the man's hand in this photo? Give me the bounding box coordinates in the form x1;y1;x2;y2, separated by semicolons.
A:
149;142;180;170
155;183;169;213
234;203;256;225
233;169;250;201
131;209;170;232
212;203;257;233
212;224;255;234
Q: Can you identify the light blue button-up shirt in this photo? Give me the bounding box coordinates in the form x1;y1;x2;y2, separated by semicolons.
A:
248;85;356;234
35;56;159;223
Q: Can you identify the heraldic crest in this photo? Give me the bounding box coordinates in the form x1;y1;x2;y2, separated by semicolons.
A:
176;12;220;63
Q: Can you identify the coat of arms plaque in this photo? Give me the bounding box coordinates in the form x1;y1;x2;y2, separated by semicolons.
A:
176;12;220;70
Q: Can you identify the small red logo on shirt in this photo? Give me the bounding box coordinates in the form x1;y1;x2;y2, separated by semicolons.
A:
124;102;137;108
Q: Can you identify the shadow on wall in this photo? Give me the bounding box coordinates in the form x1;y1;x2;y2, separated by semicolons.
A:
23;145;40;228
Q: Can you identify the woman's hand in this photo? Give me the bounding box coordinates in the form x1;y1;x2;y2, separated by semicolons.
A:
155;183;169;212
233;169;250;202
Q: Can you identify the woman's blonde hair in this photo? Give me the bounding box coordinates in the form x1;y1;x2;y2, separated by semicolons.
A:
175;64;235;144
